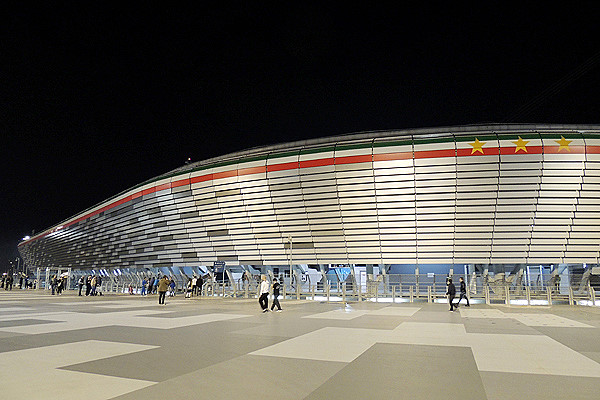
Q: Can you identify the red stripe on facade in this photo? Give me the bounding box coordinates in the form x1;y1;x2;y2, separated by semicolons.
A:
155;183;171;192
335;155;372;164
267;161;298;172
587;146;600;154
499;145;544;155
190;174;213;184
171;178;190;188
213;170;237;180
545;145;586;154
414;149;456;159
238;166;267;176
299;158;335;168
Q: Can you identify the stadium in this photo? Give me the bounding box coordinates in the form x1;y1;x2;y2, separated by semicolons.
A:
17;124;600;302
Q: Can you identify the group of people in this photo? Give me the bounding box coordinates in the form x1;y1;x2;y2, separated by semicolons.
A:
77;275;103;296
258;275;283;312
446;276;470;311
50;275;70;295
1;274;14;290
184;275;205;298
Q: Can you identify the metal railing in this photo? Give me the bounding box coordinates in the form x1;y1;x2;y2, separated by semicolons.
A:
29;272;600;307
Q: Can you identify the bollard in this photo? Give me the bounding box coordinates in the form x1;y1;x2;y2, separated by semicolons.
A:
342;283;346;303
327;283;330;303
547;288;552;306
485;286;490;305
505;284;510;305
409;285;413;303
591;287;596;306
312;284;315;300
526;286;531;306
427;286;432;303
392;285;396;303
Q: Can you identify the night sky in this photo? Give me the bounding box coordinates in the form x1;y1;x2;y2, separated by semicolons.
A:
2;4;599;271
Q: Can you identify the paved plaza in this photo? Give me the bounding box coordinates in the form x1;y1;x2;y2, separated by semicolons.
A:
1;291;600;399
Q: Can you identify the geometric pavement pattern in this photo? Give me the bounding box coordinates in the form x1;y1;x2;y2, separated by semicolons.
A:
2;291;600;400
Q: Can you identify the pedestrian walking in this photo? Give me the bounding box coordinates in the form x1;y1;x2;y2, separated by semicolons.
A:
258;275;270;312
457;277;470;307
270;278;282;312
446;278;457;312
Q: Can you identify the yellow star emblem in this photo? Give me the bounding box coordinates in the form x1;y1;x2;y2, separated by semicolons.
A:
555;136;572;152
469;138;486;154
512;136;529;153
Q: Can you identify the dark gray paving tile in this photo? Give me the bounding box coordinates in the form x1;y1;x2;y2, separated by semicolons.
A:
60;323;290;381
305;343;487;400
111;355;346;400
480;371;600;400
463;318;541;335
0;319;62;328
533;326;600;352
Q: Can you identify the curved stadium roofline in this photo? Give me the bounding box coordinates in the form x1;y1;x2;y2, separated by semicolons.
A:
19;123;600;246
160;123;600;178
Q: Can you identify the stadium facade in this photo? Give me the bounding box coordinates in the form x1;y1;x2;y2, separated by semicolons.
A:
17;124;600;282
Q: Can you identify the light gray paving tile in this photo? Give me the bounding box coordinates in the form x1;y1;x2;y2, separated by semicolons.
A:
0;340;157;400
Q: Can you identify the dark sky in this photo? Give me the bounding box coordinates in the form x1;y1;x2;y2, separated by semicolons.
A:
2;4;599;270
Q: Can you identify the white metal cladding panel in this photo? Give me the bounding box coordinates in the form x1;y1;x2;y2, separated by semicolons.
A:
541;176;582;185
456;191;496;200
414;156;457;167
267;153;299;166
337;183;375;193
336;174;375;185
530;230;568;238
372;141;412;155
501;153;544;164
299;149;334;162
333;145;372;158
335;162;372;172
415;164;456;175
373;164;414;177
413;140;454;152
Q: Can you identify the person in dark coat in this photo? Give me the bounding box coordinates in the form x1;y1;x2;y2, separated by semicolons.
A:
457;277;470;307
446;278;457;312
270;278;282;312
